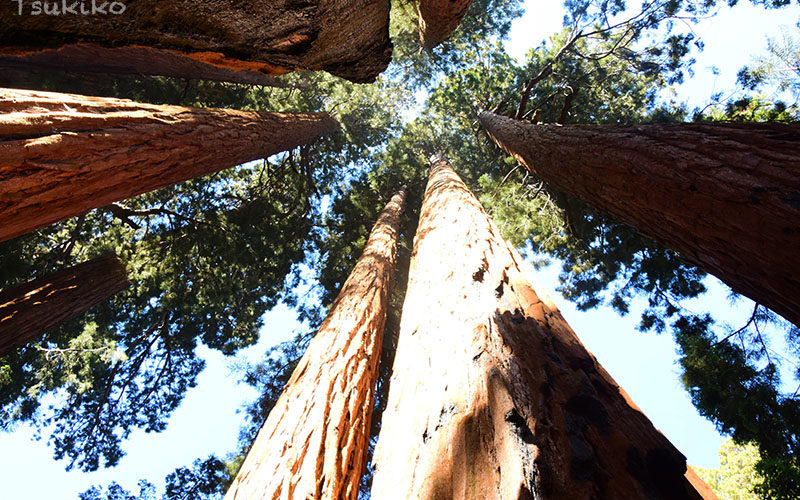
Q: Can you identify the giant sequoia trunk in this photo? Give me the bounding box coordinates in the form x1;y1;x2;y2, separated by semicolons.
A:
0;254;128;355
0;88;338;243
0;47;290;87
0;0;392;83
225;188;407;500
370;159;716;499
479;112;800;328
417;0;474;49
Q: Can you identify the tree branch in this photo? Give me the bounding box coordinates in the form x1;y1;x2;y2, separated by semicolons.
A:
714;303;759;346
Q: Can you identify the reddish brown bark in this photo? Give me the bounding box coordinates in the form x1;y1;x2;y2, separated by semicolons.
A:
0;254;128;355
226;188;407;500
371;159;715;499
0;46;290;87
0;88;338;243
417;0;474;49
479;111;800;328
0;0;392;83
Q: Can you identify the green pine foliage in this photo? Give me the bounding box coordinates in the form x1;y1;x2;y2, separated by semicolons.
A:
694;438;763;500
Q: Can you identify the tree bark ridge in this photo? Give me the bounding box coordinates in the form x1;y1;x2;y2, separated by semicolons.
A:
417;0;474;49
0;88;338;242
479;111;800;327
225;188;407;500
0;45;290;87
0;0;392;83
371;159;716;499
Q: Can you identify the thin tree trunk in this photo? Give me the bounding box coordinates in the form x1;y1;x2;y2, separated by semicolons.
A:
371;159;715;499
417;0;474;49
226;188;407;500
0;254;128;355
0;0;392;83
479;111;800;328
0;88;338;243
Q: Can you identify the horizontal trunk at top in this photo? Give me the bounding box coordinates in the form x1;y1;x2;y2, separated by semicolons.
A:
479;111;800;327
0;46;291;87
225;188;407;500
0;88;338;242
371;159;716;499
0;253;129;355
0;0;392;83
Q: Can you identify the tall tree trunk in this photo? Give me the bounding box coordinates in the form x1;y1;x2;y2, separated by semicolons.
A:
417;0;474;49
0;88;338;243
0;0;391;83
371;159;716;499
226;188;407;500
0;254;128;355
479;111;800;328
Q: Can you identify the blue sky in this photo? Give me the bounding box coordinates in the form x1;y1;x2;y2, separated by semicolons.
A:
1;1;798;498
507;0;800;109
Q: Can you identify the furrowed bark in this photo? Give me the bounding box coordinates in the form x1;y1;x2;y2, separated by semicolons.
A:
417;0;474;49
0;254;128;355
0;47;290;87
479;111;800;328
0;0;392;84
225;188;407;500
0;88;338;243
371;159;715;499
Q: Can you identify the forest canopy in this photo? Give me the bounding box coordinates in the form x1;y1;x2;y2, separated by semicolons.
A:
1;0;798;498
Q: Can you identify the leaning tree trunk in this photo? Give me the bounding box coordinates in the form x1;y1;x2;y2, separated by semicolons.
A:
0;0;391;84
0;88;338;243
417;0;474;49
479;111;800;328
370;158;716;499
226;188;407;500
0;254;128;356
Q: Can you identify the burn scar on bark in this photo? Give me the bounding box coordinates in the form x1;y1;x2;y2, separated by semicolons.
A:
436;402;460;430
564;373;611;435
487;368;542;498
505;409;535;444
627;445;693;499
495;268;510;299
780;191;800;211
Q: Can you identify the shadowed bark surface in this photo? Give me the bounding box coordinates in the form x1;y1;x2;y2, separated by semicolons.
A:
479;111;800;328
0;88;338;243
0;0;392;83
0;254;128;356
371;159;716;499
417;0;474;49
0;45;290;87
225;188;407;500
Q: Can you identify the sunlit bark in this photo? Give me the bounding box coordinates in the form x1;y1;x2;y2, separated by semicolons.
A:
417;0;474;49
371;159;716;499
226;188;407;500
0;88;337;242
